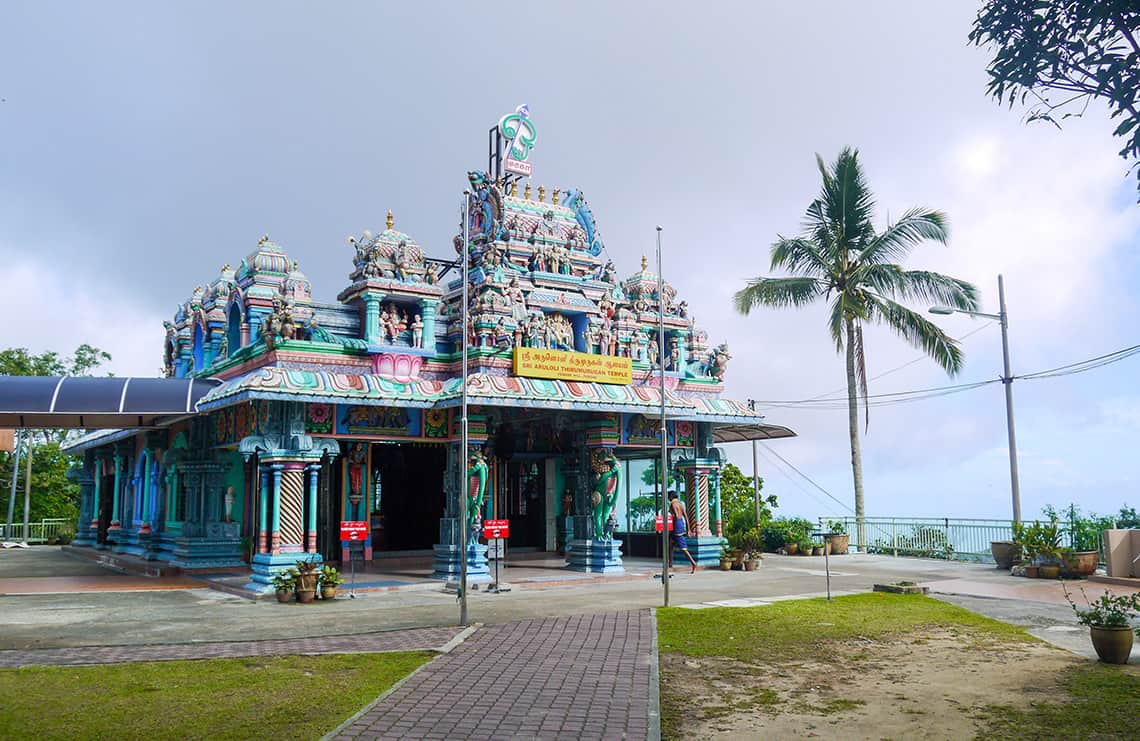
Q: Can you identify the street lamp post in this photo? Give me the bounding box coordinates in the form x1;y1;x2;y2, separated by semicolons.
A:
656;226;669;608
930;274;1021;524
459;190;471;626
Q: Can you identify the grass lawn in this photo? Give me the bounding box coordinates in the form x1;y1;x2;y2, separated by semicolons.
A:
0;651;433;740
658;591;1031;663
658;592;1056;739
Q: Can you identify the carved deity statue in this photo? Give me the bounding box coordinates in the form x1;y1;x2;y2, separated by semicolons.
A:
424;262;438;285
648;336;659;367
590;449;622;541
466;449;489;544
411;313;424;348
709;342;731;381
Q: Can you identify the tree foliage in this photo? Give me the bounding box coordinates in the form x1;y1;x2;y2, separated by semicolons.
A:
970;1;1140;196
719;463;776;526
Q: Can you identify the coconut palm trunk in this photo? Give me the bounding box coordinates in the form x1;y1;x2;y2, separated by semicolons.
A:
845;317;866;551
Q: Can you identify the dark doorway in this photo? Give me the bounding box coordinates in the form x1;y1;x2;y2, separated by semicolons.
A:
372;443;445;551
317;453;342;562
505;460;546;549
97;473;113;544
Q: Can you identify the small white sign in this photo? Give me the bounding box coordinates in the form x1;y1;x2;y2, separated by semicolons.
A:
504;157;532;177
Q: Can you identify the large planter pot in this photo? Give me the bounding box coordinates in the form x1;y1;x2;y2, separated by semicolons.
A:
320;586;338;600
1062;551;1099;577
719;558;733;571
1039;564;1061;579
784;542;799;555
296;572;319;592
828;534;849;555
275;589;293;604
295;588;317;604
1089;625;1134;664
990;541;1021;570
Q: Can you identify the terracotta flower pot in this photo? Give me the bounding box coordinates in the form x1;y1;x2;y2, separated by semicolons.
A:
1089;625;1134;665
743;558;759;571
990;541;1021;570
784;542;798;555
828;534;849;555
812;546;825;556
1024;565;1039;578
1062;551;1099;577
275;589;293;604
295;588;317;604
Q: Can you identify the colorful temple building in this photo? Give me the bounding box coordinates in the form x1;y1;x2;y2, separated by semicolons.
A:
55;123;793;591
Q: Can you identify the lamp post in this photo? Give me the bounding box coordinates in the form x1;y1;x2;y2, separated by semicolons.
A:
657;226;669;607
459;190;471;626
930;274;1020;524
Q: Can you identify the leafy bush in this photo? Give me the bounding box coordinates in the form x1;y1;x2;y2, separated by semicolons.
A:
1117;505;1140;529
870;525;955;559
1065;586;1140;628
759;517;813;552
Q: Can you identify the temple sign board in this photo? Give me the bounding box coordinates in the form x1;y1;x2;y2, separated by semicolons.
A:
340;521;369;541
499;104;536;177
483;519;510;540
513;347;632;385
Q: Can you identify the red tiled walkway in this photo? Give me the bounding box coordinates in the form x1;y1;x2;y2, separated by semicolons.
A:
333;610;656;740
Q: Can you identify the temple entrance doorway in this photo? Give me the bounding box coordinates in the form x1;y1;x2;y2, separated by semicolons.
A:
501;459;546;550
316;453;341;563
97;470;114;544
371;442;445;552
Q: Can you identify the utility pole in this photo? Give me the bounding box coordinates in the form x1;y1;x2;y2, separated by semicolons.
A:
657;226;669;608
997;275;1021;524
21;434;33;543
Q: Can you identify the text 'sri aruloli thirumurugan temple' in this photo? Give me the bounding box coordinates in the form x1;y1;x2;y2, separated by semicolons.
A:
55;107;794;591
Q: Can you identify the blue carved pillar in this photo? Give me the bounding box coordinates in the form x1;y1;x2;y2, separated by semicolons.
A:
431;440;490;584
419;298;439;351
362;292;385;344
110;454;123;530
258;465;269;554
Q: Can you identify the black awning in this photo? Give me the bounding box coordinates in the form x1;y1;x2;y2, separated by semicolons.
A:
712;422;797;443
0;376;221;429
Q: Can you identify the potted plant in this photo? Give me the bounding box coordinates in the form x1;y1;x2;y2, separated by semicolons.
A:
742;528;764;571
718;542;734;571
271;570;296;603
990;540;1021;570
826;520;849;555
294;559;320;604
797;537;815;556
1065;587;1140;664
319;565;344;600
1061;547;1099;578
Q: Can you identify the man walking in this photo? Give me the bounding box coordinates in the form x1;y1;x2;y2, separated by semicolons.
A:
668;491;698;574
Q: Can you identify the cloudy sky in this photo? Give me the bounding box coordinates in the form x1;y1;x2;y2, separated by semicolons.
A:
3;2;1138;523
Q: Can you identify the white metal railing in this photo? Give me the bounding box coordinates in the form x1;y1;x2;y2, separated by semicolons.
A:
829;516;1078;563
0;518;74;544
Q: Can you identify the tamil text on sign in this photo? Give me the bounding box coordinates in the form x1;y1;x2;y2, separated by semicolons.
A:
483;519;510;540
512;347;632;385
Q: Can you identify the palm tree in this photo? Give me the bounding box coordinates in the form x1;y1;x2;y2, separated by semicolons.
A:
734;148;979;549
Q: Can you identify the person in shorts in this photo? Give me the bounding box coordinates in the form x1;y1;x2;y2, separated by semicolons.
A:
668;491;698;574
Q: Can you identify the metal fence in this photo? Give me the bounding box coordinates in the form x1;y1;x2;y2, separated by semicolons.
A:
827;516;1078;563
0;518;74;544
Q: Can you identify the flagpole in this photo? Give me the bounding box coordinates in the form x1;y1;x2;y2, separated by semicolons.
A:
657;226;669;607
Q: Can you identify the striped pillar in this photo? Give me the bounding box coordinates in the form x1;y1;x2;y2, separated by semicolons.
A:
277;463;306;552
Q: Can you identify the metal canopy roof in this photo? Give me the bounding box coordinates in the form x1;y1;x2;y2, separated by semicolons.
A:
0;376;222;429
711;422;797;443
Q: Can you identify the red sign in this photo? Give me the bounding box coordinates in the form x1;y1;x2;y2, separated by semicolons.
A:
340;521;369;541
483;519;510;539
654;515;675;533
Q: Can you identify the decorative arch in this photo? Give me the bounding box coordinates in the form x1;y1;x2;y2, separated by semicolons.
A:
227;300;243;355
192;321;205;372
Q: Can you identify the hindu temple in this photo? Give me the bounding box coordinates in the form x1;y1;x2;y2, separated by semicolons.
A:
43;111;794;591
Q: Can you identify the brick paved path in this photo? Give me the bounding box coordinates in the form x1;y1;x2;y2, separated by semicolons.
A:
334;609;656;741
0;625;462;667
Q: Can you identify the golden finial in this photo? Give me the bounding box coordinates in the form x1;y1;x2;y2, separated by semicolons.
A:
538;185;546;202
386;209;394;230
524;181;532;199
641;255;648;271
552;188;560;205
510;180;518;197
221;263;231;272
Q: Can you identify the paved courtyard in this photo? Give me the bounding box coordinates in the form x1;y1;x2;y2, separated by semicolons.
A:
3;547;1139;739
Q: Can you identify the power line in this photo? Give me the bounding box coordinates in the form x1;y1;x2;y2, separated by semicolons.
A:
752;445;841;515
1016;343;1140;381
759;442;855;515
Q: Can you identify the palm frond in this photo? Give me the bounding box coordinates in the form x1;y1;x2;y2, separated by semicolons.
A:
770;237;835;279
855;208;949;267
733;277;822;315
863;265;980;310
818;148;876;252
827;295;846;351
867;296;966;375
